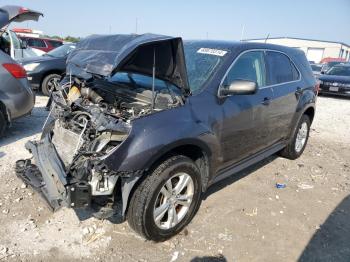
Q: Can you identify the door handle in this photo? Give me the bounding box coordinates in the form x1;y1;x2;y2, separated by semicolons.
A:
261;97;271;106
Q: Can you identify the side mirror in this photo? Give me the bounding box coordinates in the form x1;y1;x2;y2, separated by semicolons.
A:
21;40;28;49
219;80;257;97
320;71;325;75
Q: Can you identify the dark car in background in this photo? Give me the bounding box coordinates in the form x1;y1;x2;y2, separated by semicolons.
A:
20;43;76;95
318;64;350;97
321;61;344;74
17;34;317;241
19;36;63;53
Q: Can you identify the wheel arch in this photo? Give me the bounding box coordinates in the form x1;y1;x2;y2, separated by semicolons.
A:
303;106;315;123
288;104;315;142
147;142;211;191
121;140;212;218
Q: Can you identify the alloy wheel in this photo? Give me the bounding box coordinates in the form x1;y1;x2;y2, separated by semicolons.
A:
153;172;194;230
47;77;59;93
295;122;308;153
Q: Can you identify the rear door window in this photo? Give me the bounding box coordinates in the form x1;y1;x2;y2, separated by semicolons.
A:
266;51;299;85
224;51;266;88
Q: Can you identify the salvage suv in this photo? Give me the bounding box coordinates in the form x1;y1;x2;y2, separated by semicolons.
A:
16;34;317;241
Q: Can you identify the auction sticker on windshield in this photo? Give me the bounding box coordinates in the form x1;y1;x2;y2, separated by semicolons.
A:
197;48;227;56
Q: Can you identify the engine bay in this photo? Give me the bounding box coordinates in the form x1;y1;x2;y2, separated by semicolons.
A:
44;75;183;202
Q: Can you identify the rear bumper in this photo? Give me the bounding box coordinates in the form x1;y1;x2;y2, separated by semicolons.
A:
319;85;350;97
15;135;91;211
3;78;35;121
27;72;42;90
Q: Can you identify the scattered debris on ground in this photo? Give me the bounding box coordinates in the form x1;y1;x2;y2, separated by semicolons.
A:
0;95;349;261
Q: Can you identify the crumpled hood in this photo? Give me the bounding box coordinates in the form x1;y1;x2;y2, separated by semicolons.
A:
0;5;43;28
66;33;190;93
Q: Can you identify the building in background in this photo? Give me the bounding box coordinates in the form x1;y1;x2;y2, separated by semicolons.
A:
245;37;350;63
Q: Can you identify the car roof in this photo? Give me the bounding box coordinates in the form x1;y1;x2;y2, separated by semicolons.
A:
333;63;350;67
183;40;303;56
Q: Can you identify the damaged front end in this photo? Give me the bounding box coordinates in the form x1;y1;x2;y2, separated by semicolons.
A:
15;33;190;219
16;79;134;214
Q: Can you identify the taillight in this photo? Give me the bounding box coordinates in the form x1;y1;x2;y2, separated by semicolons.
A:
2;63;27;78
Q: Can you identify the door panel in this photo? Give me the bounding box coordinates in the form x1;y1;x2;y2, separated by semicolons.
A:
269;82;300;143
219;87;273;169
218;50;274;169
265;51;301;143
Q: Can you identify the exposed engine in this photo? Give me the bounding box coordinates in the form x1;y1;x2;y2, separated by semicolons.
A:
45;76;183;200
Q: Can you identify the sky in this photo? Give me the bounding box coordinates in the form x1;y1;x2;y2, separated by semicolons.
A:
4;0;350;44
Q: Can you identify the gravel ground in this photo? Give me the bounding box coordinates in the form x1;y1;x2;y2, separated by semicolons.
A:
0;94;349;262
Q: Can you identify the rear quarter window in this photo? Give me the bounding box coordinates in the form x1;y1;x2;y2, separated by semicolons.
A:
266;51;299;85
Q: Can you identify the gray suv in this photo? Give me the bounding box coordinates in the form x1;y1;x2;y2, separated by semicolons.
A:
16;34;317;241
0;5;42;136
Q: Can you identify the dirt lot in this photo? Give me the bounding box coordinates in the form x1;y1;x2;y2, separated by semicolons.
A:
0;94;349;262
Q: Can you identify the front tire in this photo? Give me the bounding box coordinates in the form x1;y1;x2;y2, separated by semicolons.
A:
280;114;311;160
41;74;61;96
127;155;202;241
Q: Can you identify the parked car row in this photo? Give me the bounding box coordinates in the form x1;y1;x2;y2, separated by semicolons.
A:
0;5;73;136
318;63;350;97
20;43;75;95
308;58;350;97
19;36;63;53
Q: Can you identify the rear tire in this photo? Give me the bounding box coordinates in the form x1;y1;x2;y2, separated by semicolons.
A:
41;74;61;96
280;114;311;160
127;155;202;241
0;110;6;137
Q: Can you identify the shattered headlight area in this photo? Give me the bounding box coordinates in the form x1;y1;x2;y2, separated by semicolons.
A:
16;75;179;219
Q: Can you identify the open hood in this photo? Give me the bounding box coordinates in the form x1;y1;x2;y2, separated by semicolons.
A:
66;33;190;93
0;5;43;28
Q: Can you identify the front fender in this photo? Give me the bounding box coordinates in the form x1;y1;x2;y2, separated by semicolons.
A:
103;104;218;173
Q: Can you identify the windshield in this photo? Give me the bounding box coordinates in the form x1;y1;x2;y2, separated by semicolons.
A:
108;72;181;95
311;64;322;72
327;66;350;76
46;44;75;58
327;62;341;67
183;41;228;93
